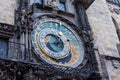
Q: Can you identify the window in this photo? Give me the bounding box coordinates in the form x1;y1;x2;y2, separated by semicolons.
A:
0;39;8;58
59;1;66;11
35;0;43;4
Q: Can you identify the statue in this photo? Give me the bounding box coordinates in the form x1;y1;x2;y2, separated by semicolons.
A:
17;8;27;26
112;60;120;69
47;0;59;9
17;8;33;28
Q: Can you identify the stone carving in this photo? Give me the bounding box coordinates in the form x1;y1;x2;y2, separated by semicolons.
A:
0;59;99;79
0;23;17;32
113;8;120;14
108;4;114;13
21;9;27;25
108;4;120;15
17;8;33;28
17;8;27;27
47;0;59;9
112;60;120;69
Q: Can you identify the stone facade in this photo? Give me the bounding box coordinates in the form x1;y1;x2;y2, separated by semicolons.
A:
0;0;17;25
87;0;120;80
86;0;119;57
0;0;120;80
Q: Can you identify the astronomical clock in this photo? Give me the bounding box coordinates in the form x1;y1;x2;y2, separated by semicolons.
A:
0;0;100;79
32;17;85;68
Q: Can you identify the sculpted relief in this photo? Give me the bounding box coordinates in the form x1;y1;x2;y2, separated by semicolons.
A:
47;0;59;9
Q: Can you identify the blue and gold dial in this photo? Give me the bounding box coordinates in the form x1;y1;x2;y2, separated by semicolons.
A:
32;18;85;68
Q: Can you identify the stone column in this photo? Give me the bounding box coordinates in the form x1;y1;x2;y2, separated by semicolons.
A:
20;32;25;61
73;0;100;77
75;2;91;30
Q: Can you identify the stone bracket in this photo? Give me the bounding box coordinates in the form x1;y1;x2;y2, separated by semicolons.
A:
101;55;120;61
101;55;120;69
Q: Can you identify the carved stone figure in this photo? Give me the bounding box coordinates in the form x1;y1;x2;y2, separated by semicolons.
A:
47;0;59;9
112;60;120;69
21;9;27;25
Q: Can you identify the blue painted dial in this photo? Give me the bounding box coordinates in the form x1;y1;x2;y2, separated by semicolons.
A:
32;18;85;68
46;34;64;52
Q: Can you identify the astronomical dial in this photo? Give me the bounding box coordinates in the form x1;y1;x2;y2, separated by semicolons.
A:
32;18;85;68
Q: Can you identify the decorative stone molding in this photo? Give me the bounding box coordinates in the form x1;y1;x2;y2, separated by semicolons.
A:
47;0;59;9
101;55;120;69
0;59;100;80
0;23;17;32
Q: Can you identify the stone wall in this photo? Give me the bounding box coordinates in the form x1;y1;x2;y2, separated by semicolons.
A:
0;0;17;25
86;0;119;57
107;3;120;36
105;2;120;80
86;0;120;80
105;60;120;80
107;3;120;28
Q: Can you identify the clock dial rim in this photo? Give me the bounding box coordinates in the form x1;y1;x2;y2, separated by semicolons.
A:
32;18;85;68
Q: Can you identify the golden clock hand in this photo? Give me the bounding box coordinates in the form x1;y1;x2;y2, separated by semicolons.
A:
58;22;64;36
59;22;62;32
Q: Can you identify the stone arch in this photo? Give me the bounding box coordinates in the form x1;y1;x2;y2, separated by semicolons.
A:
112;17;120;41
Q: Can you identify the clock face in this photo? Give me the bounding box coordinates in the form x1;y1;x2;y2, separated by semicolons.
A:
32;18;85;68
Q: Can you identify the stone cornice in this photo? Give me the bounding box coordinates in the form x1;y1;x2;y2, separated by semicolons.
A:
0;23;18;37
0;23;17;32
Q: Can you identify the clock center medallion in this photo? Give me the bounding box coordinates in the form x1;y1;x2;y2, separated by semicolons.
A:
39;28;70;59
45;34;64;52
